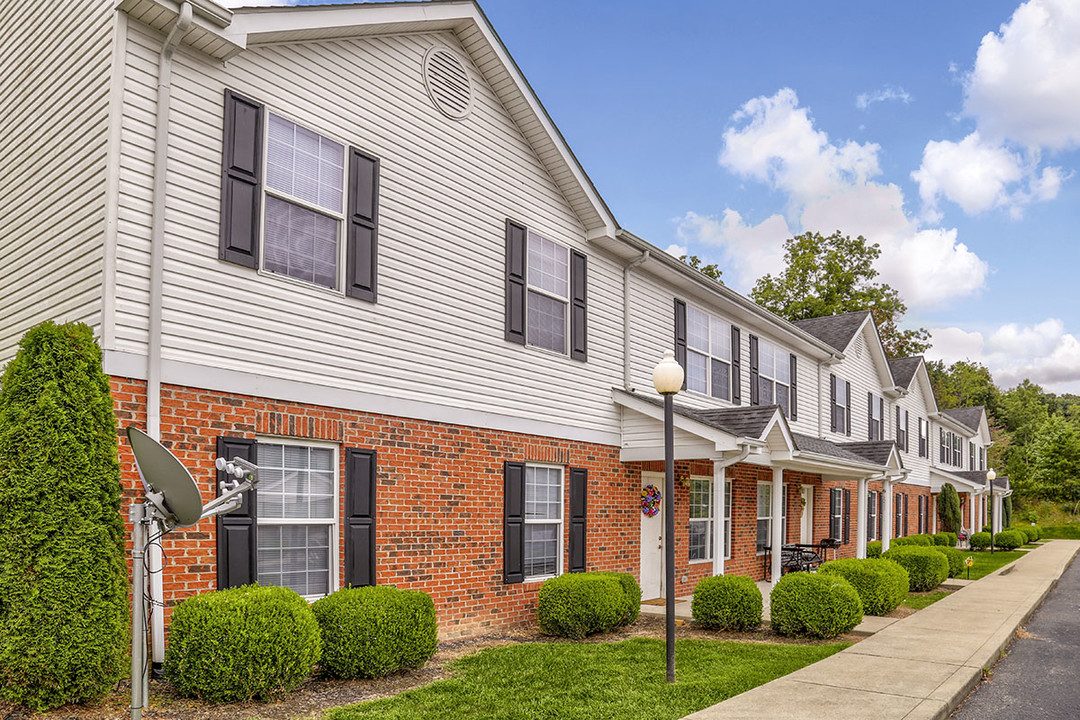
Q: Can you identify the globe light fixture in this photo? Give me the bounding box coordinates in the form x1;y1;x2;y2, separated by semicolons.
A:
652;350;685;395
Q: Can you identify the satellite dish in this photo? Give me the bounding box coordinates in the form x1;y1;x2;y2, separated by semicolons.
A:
127;427;204;527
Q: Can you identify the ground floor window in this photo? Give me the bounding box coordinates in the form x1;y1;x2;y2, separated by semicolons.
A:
756;482;787;552
868;490;879;542
724;480;732;560
689;475;714;561
829;488;843;539
524;465;563;579
256;441;337;598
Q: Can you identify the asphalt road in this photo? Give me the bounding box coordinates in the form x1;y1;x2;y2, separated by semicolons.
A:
952;548;1080;719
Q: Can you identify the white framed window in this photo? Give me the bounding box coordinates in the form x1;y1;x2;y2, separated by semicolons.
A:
757;339;791;415
756;482;771;553
919;418;928;457
897;408;909;451
829;488;843;540
524;464;563;579
526;230;570;354
263;113;347;290
979;446;985;471
723;480;732;560
832;376;849;434
256;439;338;599
869;393;883;440
868;490;879;542
686;305;732;400
688;475;714;561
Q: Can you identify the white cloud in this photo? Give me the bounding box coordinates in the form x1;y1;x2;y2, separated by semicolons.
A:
965;0;1080;150
928;319;1080;391
912;132;1027;217
663;243;686;257
679;88;988;308
856;86;912;110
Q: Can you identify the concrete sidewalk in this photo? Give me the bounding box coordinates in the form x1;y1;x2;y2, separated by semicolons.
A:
683;540;1080;720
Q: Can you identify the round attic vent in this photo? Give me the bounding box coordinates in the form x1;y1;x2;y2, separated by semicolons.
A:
423;46;474;120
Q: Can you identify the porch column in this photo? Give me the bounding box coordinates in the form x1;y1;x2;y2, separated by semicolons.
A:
713;461;726;576
881;478;894;552
992;494;1003;534
970;493;978;533
856;476;869;559
932;495;938;534
771;467;783;587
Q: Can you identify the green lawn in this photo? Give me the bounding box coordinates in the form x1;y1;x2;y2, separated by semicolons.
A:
963;550;1026;580
1039;525;1080;539
902;591;951;610
324;638;849;720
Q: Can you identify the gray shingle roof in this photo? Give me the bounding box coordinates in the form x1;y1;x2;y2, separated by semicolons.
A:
940;406;985;433
887;356;923;389
791;311;871;352
993;476;1010;492
951;470;990;487
791;433;881;465
838;441;898;466
627;392;778;439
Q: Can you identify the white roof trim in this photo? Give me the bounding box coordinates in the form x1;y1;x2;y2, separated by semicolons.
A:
223;1;617;236
929;467;985;492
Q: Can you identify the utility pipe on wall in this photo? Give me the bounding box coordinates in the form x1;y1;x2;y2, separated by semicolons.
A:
146;0;193;669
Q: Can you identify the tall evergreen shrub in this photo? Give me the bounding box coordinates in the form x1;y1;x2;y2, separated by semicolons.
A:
0;322;128;709
1003;496;1013;528
938;483;961;534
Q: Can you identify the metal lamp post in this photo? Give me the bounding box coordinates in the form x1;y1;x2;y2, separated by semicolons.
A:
987;468;997;554
653;350;684;684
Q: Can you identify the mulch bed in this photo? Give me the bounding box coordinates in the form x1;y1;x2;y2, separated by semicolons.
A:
0;615;857;720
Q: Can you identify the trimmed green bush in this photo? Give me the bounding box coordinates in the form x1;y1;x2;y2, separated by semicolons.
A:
938;483;962;534
882;546;949;591
313;586;437;680
970;531;991;550
537;572;638;639
867;541;883;558
597;572;642;626
165;585;321;702
769;573;863;639
993;530;1025;550
691;575;762;631
819;558;909;616
0;322;129;710
893;535;932;547
1013;525;1039;543
929;546;965;578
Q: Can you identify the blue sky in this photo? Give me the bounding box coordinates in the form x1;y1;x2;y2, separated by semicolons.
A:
231;1;1080;392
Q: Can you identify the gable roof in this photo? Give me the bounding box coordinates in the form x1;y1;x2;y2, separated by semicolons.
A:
792;311;871;352
940;407;985;434
949;470;989;488
792;433;884;465
887;356;923;389
838;441;901;467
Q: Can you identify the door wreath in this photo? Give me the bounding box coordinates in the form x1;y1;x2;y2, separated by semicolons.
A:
640;484;662;517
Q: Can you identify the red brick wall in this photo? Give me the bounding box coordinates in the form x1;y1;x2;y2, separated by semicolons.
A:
112;378;640;639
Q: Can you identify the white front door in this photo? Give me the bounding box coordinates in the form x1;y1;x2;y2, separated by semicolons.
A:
800;485;814;544
640;473;664;600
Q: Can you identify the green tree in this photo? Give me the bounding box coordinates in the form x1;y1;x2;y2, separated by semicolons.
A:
750;231;930;358
679;254;723;283
1002;496;1012;528
1025;414;1080;502
996;380;1053;491
0;322;128;709
937;483;961;534
925;360;999;414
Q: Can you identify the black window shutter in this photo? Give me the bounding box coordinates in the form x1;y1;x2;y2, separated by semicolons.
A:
570;251;588;361
867;391;874;440
906;412;910;452
829;374;837;432
569;467;587;572
845;381;852;436
344;448;377;587
674;299;687;390
789;354;798;420
504;461;526;583
216;436;257;589
218;90;263;269
731;326;742;404
505;220;527;344
749;335;760;405
880;398;885;439
896;406;901;445
843;488;851;544
345;148;380;301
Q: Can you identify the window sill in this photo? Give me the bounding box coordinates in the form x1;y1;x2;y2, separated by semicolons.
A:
524;574;558;584
688;558;713;565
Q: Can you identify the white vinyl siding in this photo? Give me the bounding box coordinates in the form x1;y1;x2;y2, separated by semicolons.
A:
524;465;562;579
256;441;337;598
824;324;891;443
0;0;113;366
110;26;625;438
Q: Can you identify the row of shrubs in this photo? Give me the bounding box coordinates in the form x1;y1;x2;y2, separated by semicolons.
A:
165;584;438;703
970;526;1038;550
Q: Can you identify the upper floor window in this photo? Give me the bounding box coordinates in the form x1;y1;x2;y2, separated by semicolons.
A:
896;408;909;451
918;418;929;458
830;375;851;435
753;337;793;417
953;433;962;466
868;393;884;441
218;91;380;301
686;306;733;401
969;441;976;470
505;221;587;360
979;446;986;471
939;429;964;467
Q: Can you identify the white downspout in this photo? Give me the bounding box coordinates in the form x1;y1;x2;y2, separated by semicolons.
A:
148;1;193;670
622;250;649;391
712;444;752;576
